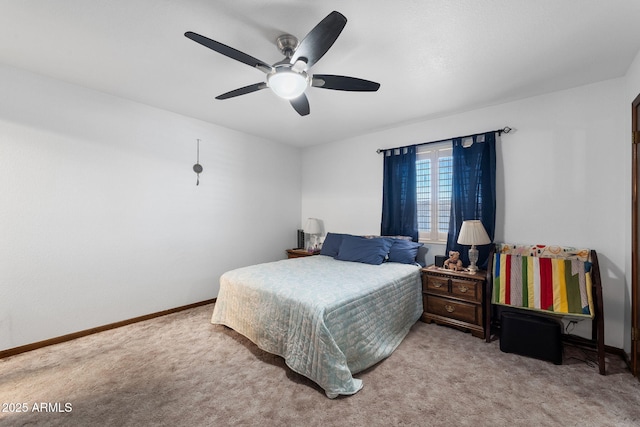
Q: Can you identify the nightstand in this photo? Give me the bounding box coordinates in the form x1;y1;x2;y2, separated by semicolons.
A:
286;249;320;259
421;266;487;339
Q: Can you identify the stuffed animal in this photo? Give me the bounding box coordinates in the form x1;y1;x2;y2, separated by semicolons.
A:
444;251;463;271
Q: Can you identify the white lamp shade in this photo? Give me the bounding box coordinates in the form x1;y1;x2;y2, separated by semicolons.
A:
457;220;491;245
304;218;322;235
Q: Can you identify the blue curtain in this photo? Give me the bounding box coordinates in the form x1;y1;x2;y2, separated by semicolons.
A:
381;146;418;241
446;132;496;269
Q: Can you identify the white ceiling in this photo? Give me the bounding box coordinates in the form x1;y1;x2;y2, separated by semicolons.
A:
1;0;639;147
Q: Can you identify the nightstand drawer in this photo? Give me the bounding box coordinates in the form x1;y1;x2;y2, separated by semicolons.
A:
449;278;482;303
424;275;449;295
425;295;481;325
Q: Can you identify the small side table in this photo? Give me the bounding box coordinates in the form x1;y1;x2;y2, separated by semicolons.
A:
286;249;320;259
421;266;487;339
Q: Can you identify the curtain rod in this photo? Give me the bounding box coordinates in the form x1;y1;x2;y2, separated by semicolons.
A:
376;126;512;154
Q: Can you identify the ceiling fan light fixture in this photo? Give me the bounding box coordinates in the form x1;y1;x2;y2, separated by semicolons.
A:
267;68;309;99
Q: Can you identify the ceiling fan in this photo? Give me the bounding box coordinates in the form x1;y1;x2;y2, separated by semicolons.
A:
184;10;380;116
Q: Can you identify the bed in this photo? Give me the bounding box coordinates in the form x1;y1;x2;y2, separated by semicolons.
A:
211;234;423;398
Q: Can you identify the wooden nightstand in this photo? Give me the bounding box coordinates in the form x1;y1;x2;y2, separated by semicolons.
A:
286;249;320;259
421;266;487;339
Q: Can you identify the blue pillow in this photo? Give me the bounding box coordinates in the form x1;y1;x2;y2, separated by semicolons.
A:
387;239;423;264
320;232;347;257
335;235;393;265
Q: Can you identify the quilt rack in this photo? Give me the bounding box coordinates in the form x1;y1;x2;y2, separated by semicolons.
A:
484;243;605;374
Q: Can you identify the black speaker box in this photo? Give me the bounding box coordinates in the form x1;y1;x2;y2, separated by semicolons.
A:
500;311;563;365
435;255;447;267
297;229;305;250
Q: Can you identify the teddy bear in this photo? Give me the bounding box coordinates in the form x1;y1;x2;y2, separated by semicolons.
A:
443;251;463;271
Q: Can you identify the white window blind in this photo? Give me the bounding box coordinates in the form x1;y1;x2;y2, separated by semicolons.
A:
416;142;452;242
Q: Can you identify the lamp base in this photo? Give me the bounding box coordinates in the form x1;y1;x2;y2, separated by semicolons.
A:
468;245;479;273
306;234;319;252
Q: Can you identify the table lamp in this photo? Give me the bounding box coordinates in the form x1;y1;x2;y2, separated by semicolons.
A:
456;220;491;273
304;218;322;252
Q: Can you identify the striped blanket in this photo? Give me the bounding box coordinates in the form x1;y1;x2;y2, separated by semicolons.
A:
492;244;594;318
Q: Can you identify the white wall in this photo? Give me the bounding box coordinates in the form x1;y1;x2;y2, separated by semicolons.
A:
0;64;301;351
302;78;629;350
626;46;640;99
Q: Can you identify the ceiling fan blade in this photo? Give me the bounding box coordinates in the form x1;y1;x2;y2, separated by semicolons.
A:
185;31;272;73
312;74;380;91
215;82;268;100
290;94;310;116
290;11;347;68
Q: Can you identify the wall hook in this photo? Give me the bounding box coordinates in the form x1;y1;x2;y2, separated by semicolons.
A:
193;138;203;186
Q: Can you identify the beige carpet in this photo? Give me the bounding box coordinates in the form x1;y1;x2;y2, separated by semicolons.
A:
1;303;639;427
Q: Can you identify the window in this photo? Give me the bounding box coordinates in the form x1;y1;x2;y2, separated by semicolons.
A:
416;142;452;242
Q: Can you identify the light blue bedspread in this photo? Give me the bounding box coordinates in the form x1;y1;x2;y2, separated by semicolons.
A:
211;255;422;398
